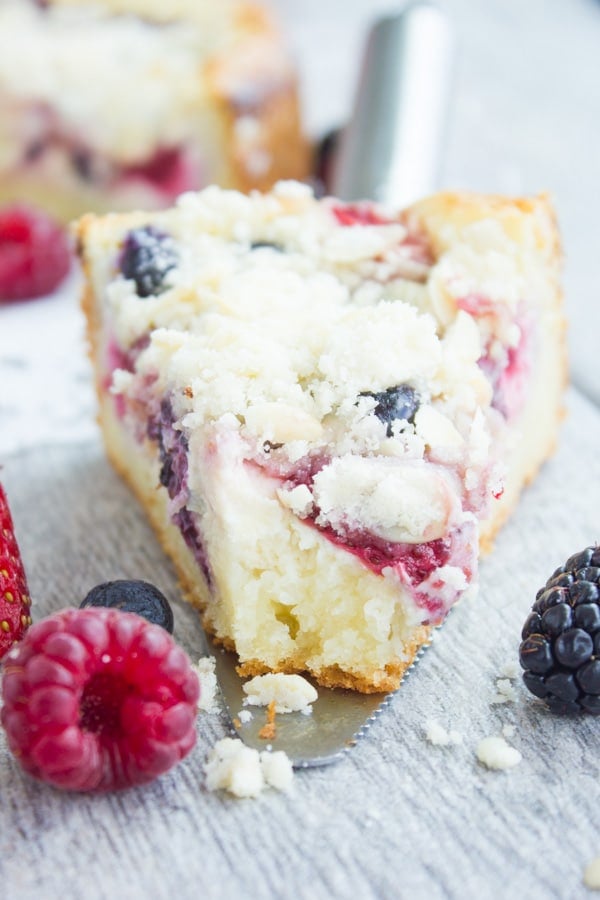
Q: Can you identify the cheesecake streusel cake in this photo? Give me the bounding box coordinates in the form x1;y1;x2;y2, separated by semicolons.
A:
0;0;308;222
76;182;565;692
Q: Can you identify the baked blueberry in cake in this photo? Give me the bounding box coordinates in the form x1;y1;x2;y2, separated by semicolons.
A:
76;182;566;692
0;0;309;221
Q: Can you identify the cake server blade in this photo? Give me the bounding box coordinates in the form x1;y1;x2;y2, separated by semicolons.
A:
203;4;452;767
206;643;429;768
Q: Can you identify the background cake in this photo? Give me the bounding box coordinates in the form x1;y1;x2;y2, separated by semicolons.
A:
76;182;566;692
0;0;309;222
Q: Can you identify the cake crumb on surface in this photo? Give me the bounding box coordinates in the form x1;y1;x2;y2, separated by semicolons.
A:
499;661;519;680
583;857;600;890
476;736;522;770
259;749;294;792
192;656;219;713
424;720;463;746
491;678;518;704
501;724;516;739
204;737;293;798
243;673;318;714
238;709;253;724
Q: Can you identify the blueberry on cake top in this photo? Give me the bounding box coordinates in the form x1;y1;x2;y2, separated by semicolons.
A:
76;182;566;692
0;0;309;222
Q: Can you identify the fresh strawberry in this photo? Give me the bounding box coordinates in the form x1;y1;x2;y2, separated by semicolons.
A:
0;484;32;658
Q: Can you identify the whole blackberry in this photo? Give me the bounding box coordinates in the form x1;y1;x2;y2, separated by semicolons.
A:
120;225;178;298
520;545;600;713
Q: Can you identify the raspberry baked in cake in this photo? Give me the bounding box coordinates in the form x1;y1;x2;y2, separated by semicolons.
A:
0;0;308;222
76;182;565;692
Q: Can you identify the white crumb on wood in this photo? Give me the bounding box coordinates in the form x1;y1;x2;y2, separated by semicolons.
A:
491;678;518;704
476;736;522;770
204;738;293;798
499;661;520;680
424;720;463;746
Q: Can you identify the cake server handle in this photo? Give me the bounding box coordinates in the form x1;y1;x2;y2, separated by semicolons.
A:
330;2;455;208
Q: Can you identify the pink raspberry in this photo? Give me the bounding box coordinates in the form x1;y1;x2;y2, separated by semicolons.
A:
1;607;199;791
0;204;71;302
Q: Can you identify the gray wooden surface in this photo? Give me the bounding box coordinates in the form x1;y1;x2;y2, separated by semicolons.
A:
2;1;600;898
1;387;599;900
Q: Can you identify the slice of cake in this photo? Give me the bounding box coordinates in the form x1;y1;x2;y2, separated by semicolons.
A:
76;182;565;693
0;0;308;222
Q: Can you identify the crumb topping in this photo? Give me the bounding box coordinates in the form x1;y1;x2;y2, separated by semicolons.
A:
243;673;317;714
0;1;289;163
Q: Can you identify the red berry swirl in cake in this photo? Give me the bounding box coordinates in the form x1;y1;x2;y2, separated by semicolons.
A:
76;182;565;691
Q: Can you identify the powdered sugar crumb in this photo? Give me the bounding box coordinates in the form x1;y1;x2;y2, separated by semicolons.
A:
238;709;253;724
424;720;463;747
476;736;522;770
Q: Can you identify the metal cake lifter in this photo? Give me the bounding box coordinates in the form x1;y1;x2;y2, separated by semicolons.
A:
206;3;455;767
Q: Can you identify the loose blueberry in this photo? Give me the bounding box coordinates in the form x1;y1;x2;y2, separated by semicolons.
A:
120;226;178;298
360;384;420;437
80;580;174;633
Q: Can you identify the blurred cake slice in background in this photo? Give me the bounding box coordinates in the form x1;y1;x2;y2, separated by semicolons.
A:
0;0;309;221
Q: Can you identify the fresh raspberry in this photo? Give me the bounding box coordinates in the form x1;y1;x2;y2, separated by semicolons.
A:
1;607;200;791
0;204;71;302
0;484;32;658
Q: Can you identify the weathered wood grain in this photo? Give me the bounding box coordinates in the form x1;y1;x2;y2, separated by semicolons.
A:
1;387;599;900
